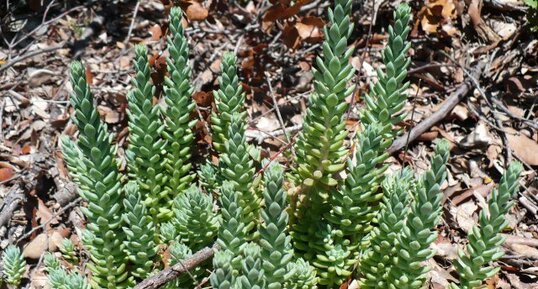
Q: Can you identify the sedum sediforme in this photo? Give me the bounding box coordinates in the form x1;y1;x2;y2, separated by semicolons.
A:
59;238;78;265
170;186;219;251
387;140;450;289
220;113;259;236
358;169;413;289
210;250;236;289
122;181;157;280
289;0;355;281
361;3;412;141
61;61;128;289
1;245;26;287
126;44;167;222
239;243;265;289
286;258;318;289
325;123;388;248
162;7;197;197
259;162;293;289
450;162;523;289
217;181;247;272
211;52;247;153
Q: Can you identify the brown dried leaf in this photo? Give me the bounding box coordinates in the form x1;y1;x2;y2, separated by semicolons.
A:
295;16;324;40
282;24;300;49
23;233;49;259
37;198;59;227
185;2;208;21
505;127;538;166
0;167;15;182
149;24;162;41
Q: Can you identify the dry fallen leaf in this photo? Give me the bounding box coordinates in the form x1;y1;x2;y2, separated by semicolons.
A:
453;201;478;233
149;24;162;41
185;2;208;21
0;167;15;182
505;127;538;166
23;233;49;259
418;0;459;36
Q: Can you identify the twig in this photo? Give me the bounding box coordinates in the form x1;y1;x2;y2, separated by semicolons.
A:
265;72;290;143
134;244;218;289
0;187;25;228
246;124;302;144
119;0;141;58
16;197;82;243
388;62;486;154
0;44;64;73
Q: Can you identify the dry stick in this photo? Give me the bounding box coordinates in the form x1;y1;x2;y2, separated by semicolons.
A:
0;44;64;73
16;197;82;243
134;244;218;289
265;71;290;143
388;61;486;155
0;188;25;228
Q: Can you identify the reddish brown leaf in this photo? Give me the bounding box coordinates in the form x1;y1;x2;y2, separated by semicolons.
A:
185;2;208;21
0;167;15;182
85;66;93;85
149;24;163;41
282;24;300;49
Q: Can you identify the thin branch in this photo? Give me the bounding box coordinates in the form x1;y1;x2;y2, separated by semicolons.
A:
0;44;64;73
134;244;218;289
388;62;486;154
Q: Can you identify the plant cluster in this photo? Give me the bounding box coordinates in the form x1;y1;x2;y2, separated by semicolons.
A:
1;2;524;289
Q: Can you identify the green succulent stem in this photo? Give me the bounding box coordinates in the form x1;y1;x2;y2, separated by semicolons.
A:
122;182;157;280
210;250;236;289
450;162;523;289
2;245;26;287
171;186;219;251
61;61;128;289
259;162;293;289
239;243;265;289
387;140;450;289
358;169;413;289
286;258;318;289
127;44;167;224
217;181;247;272
211;52;247;153
220;113;259;237
290;0;355;282
361;3;412;142
162;6;197;197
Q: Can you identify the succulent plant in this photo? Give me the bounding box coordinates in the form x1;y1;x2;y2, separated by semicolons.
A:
217;181;247;272
61;61;128;289
386;140;450;289
122;181;157;279
358;169;413;288
126;44;167;223
258;162;293;288
162;6;197;197
59;238;79;265
450;162;523;289
238;243;265;289
211;52;247;154
171;186;219;251
286;258;318;289
220;113;259;236
210;250;236;289
1;245;26;287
